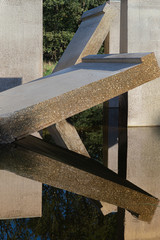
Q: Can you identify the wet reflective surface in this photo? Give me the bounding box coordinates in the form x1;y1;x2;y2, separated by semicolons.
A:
0;125;159;239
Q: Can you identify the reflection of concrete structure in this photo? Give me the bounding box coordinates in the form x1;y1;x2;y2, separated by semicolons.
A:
0;171;42;219
0;135;158;222
125;127;160;239
0;0;43;219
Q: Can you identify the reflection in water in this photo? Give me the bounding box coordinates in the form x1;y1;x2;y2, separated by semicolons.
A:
125;127;160;240
0;126;159;239
0;135;158;223
0;170;42;220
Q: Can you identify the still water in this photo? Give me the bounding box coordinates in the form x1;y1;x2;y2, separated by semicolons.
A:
0;126;159;240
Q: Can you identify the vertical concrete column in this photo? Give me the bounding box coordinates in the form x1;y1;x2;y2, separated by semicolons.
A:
0;0;43;219
128;0;160;126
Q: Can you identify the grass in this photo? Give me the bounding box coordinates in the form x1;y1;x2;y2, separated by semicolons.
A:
43;61;57;76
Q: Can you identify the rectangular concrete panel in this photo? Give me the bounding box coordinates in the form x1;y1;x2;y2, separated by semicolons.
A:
128;0;160;126
0;0;43;83
0;53;159;143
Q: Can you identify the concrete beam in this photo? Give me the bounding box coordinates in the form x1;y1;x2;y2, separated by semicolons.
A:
0;52;159;143
54;3;118;72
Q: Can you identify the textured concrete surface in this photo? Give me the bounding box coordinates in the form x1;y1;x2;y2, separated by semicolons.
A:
0;0;43;83
125;127;160;239
54;3;117;72
0;53;159;143
0;135;158;222
109;0;160;126
128;0;160;126
0;1;43;219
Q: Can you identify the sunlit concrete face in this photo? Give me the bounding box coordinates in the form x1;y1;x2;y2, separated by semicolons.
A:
125;127;160;239
128;0;160;126
0;0;43;83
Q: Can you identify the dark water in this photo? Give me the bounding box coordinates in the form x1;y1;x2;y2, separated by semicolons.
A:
0;125;159;240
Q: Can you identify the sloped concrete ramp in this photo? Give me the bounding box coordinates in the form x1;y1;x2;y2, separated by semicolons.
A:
0;52;159;143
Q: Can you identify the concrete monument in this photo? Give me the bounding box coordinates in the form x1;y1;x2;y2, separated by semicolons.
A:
0;0;43;219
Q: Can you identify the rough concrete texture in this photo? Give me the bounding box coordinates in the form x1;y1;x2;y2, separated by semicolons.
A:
128;0;160;126
0;53;159;143
125;127;160;239
0;53;160;143
0;135;158;222
109;0;160;126
54;2;118;72
0;0;43;83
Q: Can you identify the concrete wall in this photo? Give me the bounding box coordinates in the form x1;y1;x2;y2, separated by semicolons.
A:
109;0;160;126
0;0;43;83
0;0;43;219
128;0;160;126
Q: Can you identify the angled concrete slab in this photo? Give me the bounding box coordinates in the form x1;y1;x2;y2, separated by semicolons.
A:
0;52;159;143
54;3;118;72
0;135;158;222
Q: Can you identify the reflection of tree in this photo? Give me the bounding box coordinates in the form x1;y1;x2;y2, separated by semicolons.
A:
0;185;117;240
28;185;117;240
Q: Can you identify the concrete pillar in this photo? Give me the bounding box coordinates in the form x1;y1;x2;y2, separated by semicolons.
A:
0;0;43;219
109;0;160;127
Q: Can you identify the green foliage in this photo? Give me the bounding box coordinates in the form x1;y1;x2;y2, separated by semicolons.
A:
43;0;107;61
43;61;56;76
